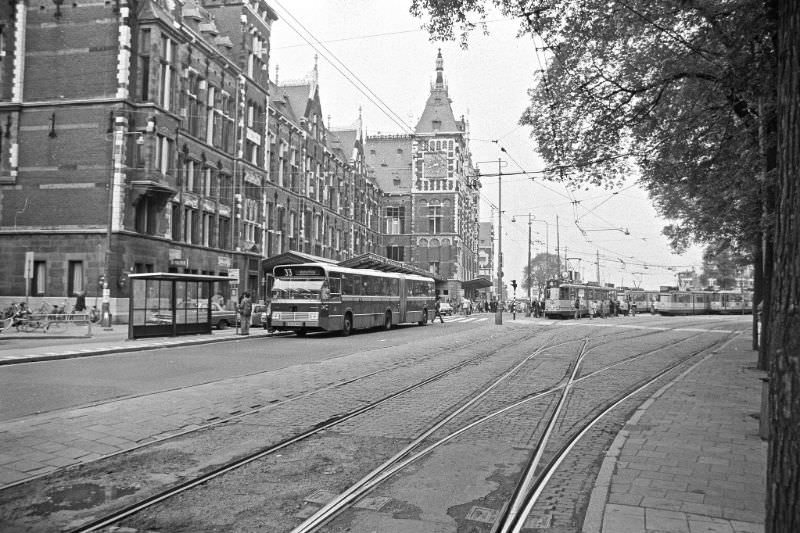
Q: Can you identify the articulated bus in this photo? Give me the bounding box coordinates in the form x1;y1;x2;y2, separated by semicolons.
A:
270;263;435;336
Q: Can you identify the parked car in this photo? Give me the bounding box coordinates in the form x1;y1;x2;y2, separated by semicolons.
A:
438;302;454;316
151;301;237;330
251;303;272;330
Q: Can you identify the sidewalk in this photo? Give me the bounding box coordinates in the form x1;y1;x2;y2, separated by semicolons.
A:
0;324;273;366
582;333;766;533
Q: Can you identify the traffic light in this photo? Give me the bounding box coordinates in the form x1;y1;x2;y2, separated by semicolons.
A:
511;279;517;290
98;275;106;289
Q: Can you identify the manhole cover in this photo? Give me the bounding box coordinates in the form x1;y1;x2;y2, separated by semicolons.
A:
354;496;391;511
304;488;337;504
466;506;499;524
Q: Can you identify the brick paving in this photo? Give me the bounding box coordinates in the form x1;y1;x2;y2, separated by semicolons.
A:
0;315;767;533
583;333;766;533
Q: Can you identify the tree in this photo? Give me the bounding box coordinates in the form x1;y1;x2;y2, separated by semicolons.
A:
699;242;751;290
411;0;797;528
522;252;558;297
767;0;799;528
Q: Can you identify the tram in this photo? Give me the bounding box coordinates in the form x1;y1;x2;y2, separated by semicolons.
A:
709;290;753;314
622;288;659;315
653;287;713;315
544;278;618;318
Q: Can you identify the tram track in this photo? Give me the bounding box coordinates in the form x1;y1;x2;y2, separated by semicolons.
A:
62;328;568;533
285;325;742;532
2;319;746;533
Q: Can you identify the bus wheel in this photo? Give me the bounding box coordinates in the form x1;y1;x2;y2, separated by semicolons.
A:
384;312;392;330
419;310;428;326
341;313;353;336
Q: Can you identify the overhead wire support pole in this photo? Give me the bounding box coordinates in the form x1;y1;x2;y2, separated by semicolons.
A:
496;155;503;325
526;213;532;317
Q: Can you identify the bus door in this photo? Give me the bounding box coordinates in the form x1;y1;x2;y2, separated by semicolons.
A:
398;277;407;323
326;274;343;328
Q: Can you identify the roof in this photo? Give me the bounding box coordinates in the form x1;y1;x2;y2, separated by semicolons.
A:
329;128;359;163
280;83;314;123
462;277;493;290
415;89;462;134
338;253;443;281
262;251;336;274
364;135;413;193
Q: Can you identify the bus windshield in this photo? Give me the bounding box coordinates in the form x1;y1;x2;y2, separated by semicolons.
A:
271;278;325;300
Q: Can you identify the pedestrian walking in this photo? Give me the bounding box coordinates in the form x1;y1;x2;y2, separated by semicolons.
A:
574;297;581;319
238;292;252;335
434;297;445;323
590;300;597;319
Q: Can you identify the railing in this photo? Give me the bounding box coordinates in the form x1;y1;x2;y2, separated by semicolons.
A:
1;312;96;334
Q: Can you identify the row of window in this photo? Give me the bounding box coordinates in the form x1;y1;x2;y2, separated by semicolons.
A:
27;260;85;297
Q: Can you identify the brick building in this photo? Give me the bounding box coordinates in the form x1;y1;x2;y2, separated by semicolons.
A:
367;50;481;304
0;0;382;319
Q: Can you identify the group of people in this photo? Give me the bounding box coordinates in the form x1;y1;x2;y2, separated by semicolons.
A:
574;297;634;319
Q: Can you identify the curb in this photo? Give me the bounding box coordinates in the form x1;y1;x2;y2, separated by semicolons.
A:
0;330;286;366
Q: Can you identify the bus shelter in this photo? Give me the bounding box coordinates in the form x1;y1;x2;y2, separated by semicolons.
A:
128;273;231;339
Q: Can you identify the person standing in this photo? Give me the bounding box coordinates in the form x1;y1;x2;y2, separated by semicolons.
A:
574;296;581;319
238;292;252;335
590;300;597;319
74;290;86;312
434;297;445;323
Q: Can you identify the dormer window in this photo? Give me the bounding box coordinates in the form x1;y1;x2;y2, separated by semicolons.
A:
432;120;441;131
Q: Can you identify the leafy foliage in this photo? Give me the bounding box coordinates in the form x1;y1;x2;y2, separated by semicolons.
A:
410;0;776;256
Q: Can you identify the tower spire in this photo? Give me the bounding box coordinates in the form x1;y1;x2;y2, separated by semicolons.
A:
435;48;444;89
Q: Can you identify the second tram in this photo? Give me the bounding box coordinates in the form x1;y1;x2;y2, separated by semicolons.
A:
544;279;618;318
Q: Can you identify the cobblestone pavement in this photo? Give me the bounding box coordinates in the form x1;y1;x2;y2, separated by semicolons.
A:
0;314;765;533
582;332;766;533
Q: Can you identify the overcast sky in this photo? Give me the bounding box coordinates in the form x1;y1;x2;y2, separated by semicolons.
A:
269;0;705;289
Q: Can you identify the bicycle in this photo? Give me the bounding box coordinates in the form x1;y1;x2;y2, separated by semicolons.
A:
14;316;48;333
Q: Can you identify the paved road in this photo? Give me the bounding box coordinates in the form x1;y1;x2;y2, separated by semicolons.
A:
0;313;764;533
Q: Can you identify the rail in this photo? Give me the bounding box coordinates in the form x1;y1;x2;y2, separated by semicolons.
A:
1;312;96;334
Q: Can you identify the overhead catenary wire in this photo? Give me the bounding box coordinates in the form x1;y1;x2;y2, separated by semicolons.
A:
272;0;415;136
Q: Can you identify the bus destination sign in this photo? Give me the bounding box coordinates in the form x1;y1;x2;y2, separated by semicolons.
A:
274;265;326;278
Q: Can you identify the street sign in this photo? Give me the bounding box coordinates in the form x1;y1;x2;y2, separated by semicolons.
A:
24;251;34;279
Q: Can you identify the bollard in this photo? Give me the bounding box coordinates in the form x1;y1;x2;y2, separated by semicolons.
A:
759;377;770;440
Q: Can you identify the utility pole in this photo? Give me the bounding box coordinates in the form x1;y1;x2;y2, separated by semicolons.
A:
596;249;601;284
526;213;532;316
496;157;503;325
556;214;561;275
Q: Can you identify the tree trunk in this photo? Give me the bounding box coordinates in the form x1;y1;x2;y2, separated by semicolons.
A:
767;0;800;529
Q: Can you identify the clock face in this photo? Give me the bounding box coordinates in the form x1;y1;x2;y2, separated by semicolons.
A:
424;152;447;179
